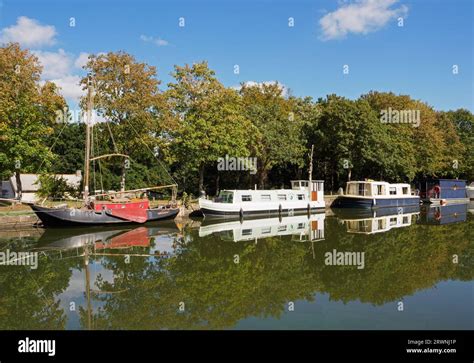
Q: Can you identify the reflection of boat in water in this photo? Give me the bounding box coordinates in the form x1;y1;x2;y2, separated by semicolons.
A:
35;221;181;255
334;206;420;235
199;213;325;242
29;221;182;330
469;201;474;214
332;204;420;219
418;203;468;225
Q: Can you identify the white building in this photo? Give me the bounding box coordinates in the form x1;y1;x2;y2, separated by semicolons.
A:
1;172;82;203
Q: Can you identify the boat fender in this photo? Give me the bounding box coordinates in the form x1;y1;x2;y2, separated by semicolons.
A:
278;204;282;216
239;208;244;218
307;203;311;215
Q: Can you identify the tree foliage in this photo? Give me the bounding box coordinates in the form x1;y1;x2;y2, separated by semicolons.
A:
0;43;66;195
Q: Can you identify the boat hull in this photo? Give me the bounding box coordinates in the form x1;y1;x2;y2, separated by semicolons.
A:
146;207;180;221
332;195;420;209
30;205;179;227
200;206;324;218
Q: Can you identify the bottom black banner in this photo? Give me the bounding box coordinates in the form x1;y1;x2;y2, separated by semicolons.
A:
0;330;472;361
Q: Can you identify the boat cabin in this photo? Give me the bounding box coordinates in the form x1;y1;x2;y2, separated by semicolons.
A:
345;181;413;198
215;180;324;204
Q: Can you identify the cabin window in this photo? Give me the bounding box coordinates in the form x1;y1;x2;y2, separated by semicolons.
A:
217;191;234;203
376;185;384;195
389;187;397;195
242;229;252;236
261;194;271;201
297;223;305;229
241;195;252;202
402;187;409;195
277;194;287;200
302;181;308;187
378;219;384;229
348;183;370;196
403;216;409;224
297;194;304;200
389;217;397;226
356;220;370;232
278;225;287;232
262;227;271;234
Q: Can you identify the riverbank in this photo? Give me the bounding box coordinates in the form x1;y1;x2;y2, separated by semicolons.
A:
0;195;338;229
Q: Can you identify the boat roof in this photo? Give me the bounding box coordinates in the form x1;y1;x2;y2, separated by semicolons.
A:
424;178;466;182
347;181;411;186
220;188;310;193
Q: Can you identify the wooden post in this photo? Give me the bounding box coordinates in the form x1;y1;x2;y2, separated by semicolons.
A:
309;144;314;200
83;80;93;203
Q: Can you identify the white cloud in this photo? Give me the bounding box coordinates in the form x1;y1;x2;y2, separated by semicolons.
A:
0;17;90;103
140;34;169;46
0;16;57;47
74;52;90;69
47;75;84;102
319;0;408;40
34;49;85;102
33;49;72;79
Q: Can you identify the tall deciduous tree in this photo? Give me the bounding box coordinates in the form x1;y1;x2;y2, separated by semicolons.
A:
80;51;171;190
0;43;66;198
240;82;305;188
362;91;465;181
439;109;473;180
166;62;255;193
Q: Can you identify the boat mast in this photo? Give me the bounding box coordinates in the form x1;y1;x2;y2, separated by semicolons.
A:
83;78;93;203
309;144;314;193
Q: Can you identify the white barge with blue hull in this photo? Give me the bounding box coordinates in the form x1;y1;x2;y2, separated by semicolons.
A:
199;180;325;218
332;181;420;209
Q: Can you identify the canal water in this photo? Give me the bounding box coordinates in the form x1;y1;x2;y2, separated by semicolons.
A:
0;204;472;330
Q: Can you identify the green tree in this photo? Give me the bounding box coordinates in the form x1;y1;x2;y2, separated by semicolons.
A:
166;62;255;193
240;83;306;188
440;109;473;180
0;43;66;198
80;51;171;191
49;122;86;174
361;91;465;181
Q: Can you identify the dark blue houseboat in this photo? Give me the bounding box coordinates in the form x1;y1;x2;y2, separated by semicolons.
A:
419;179;468;204
332;181;420;209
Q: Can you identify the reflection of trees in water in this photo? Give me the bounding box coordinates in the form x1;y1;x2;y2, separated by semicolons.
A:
0;249;75;329
312;216;473;305
89;218;473;329
0;216;471;330
90;230;317;329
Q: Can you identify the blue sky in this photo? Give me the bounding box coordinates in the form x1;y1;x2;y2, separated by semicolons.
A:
0;0;472;111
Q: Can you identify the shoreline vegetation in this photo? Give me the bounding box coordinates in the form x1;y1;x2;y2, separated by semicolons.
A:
1;43;473;206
